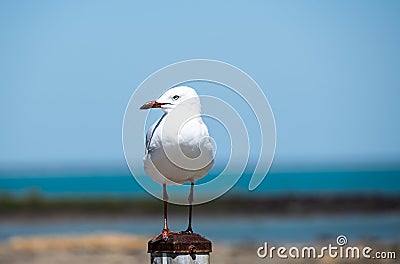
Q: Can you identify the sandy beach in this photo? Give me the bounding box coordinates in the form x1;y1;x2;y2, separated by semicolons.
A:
0;233;398;264
0;194;399;263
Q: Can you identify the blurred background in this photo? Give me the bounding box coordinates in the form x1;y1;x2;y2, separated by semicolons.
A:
1;1;399;263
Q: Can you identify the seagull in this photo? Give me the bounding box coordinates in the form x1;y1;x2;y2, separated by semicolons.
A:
140;86;214;241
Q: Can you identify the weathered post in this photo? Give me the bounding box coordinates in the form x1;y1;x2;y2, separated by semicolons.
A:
148;233;212;264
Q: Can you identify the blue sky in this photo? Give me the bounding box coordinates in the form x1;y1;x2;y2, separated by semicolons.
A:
1;1;399;167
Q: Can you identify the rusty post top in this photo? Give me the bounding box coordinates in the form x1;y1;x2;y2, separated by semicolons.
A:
148;233;212;254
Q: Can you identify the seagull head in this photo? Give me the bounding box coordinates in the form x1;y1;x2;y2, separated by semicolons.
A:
140;86;201;114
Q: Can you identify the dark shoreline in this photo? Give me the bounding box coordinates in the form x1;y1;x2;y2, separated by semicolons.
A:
1;193;399;218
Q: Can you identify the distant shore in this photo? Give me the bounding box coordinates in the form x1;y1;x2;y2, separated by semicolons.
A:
1;192;399;219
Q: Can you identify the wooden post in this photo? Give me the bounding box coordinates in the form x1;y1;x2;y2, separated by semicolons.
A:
148;233;212;264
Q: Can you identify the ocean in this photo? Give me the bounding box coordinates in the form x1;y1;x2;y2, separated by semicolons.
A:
0;167;399;197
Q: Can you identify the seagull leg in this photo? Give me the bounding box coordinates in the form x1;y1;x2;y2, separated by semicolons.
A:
162;184;170;238
183;182;194;234
151;184;178;242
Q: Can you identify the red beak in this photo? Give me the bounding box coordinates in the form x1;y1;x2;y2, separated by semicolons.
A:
140;100;169;110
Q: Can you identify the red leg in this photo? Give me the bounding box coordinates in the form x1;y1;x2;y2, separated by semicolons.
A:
151;184;178;242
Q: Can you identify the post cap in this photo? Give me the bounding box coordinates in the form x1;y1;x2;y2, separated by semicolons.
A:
148;233;212;254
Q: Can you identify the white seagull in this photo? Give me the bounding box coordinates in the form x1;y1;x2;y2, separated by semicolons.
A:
140;86;214;241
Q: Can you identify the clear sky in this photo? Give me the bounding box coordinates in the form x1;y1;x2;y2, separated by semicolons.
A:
1;1;399;168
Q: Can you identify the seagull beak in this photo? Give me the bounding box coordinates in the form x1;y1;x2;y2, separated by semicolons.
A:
140;100;169;110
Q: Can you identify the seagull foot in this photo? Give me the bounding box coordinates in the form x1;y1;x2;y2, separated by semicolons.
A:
151;229;179;242
180;227;193;235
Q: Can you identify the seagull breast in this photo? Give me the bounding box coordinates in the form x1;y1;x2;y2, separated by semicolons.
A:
143;87;214;185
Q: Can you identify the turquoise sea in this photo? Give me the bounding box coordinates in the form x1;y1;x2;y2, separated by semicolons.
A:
0;167;399;197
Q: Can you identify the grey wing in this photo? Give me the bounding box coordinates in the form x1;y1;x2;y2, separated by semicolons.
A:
145;122;156;154
145;114;166;154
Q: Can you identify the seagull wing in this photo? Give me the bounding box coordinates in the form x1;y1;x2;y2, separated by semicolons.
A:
145;114;166;154
145;124;154;154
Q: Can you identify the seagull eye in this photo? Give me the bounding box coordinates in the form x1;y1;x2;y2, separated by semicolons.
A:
172;95;180;101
